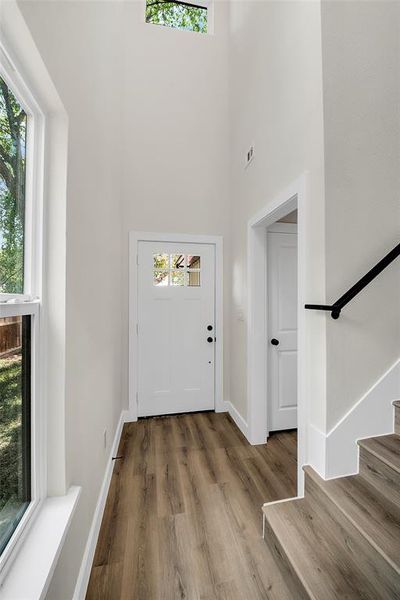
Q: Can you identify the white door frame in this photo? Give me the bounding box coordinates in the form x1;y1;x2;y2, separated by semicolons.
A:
247;175;307;495
129;231;224;421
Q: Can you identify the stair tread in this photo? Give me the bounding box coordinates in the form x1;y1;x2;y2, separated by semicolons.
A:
358;434;400;473
304;466;400;573
263;498;398;599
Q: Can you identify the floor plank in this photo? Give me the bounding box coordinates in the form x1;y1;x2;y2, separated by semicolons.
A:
86;412;297;600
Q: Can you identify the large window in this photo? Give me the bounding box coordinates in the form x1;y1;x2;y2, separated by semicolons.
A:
0;78;26;294
145;0;208;33
0;66;41;570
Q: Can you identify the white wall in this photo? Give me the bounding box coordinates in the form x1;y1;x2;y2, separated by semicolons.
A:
11;0;400;595
321;0;400;430
229;0;400;444
17;1;230;597
229;0;327;432
119;0;231;409
17;2;125;598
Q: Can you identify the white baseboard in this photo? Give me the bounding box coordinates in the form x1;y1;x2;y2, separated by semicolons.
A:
72;410;129;600
307;423;326;479
325;359;400;478
215;401;228;414
307;359;400;480
123;409;138;423
225;401;249;440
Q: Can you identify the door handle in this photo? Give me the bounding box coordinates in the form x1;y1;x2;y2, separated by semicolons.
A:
207;337;214;343
207;325;213;331
270;338;279;346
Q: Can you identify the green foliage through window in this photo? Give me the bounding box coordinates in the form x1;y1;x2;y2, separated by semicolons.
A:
146;0;207;33
0;77;27;295
0;316;31;557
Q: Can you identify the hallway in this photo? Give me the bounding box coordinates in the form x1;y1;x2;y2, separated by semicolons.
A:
86;412;297;599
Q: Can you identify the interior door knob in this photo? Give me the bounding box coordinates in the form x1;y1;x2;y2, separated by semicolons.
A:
270;338;279;346
207;325;213;331
207;337;214;343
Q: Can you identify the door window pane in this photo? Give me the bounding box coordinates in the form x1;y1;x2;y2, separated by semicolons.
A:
187;271;200;287
0;78;27;294
170;271;185;286
0;315;31;556
187;255;200;269
153;254;169;269
154;270;169;286
170;254;185;269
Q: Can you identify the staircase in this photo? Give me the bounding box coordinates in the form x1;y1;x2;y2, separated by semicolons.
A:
262;401;400;599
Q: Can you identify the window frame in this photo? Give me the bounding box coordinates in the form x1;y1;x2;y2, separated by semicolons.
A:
0;41;45;580
0;46;44;303
143;0;212;35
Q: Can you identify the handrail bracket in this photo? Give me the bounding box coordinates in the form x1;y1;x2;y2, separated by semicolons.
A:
304;304;341;320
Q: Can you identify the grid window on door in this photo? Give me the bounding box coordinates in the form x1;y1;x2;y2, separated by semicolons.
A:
153;254;201;287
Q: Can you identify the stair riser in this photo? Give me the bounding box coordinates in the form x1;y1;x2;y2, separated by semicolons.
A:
263;516;310;600
359;447;400;505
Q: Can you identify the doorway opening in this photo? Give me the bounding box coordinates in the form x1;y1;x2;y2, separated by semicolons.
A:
247;176;307;495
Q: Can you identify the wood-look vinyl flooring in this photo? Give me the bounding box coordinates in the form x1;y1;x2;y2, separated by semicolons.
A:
86;412;297;600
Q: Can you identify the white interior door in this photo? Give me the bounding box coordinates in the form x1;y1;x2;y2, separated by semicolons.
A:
137;241;215;417
267;227;298;431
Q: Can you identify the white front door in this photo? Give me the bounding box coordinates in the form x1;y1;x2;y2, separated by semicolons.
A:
137;241;215;417
267;227;298;431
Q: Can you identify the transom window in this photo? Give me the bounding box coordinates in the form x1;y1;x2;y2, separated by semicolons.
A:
145;0;208;34
153;253;201;286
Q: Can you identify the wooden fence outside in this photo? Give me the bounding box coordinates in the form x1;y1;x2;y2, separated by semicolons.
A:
0;316;22;358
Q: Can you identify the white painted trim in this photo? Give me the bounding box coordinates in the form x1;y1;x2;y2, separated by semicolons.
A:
306;359;400;480
328;357;400;438
325;358;400;478
225;401;248;439
0;303;43;582
307;423;326;479
72;410;129;600
0;36;45;302
129;231;224;420
247;175;307;496
0;20;47;578
267;223;297;234
0;486;81;600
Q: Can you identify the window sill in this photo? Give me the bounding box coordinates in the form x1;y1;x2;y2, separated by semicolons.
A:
0;486;81;600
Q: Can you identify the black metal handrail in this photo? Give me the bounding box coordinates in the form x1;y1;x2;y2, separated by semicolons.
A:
305;242;400;319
